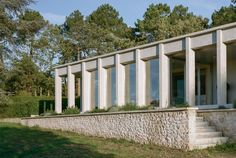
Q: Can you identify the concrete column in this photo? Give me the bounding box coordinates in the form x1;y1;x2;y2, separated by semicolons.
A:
98;58;107;109
186;37;195;106
136;49;146;106
67;66;75;108
55;68;62;113
82;62;91;112
159;43;170;108
197;66;201;105
217;30;227;105
116;54;125;106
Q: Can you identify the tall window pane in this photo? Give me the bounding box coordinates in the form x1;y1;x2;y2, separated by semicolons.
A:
125;63;136;104
146;59;159;105
107;67;116;106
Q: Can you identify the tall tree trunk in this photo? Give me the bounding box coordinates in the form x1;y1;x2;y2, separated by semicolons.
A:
40;87;42;96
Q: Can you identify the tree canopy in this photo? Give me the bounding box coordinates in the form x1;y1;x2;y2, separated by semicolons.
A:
135;4;208;43
0;1;235;96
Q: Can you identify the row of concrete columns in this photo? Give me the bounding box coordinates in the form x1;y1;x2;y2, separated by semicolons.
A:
55;30;227;113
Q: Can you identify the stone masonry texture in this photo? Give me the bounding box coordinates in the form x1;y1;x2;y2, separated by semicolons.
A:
21;108;197;150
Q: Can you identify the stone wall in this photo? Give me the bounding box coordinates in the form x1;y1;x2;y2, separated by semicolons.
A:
198;109;236;142
21;108;197;150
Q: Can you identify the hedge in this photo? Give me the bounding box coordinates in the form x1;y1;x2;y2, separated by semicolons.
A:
0;96;80;118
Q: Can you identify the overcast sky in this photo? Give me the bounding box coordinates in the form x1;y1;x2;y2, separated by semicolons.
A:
30;0;231;26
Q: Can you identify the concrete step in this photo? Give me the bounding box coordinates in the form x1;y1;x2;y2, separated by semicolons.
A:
196;132;222;138
196;117;204;121
194;143;219;149
196;121;208;127
195;137;228;145
196;126;216;132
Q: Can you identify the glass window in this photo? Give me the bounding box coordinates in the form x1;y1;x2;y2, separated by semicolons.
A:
107;67;116;106
125;63;136;104
146;59;159;105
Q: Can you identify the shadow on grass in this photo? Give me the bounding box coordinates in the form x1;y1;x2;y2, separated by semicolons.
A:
0;123;114;158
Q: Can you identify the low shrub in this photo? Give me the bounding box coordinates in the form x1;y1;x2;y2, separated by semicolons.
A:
63;107;80;115
234;100;236;109
41;110;58;116
0;91;11;118
107;106;119;112
171;102;190;108
90;108;107;113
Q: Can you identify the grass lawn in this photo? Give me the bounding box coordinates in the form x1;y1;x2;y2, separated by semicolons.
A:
0;123;236;158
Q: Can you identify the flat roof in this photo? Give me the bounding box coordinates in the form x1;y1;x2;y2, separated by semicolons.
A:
54;22;236;69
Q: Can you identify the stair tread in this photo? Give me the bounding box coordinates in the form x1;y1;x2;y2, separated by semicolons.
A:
195;137;228;145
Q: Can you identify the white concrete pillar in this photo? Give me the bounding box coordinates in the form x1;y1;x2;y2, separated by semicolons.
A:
115;54;125;106
82;62;91;112
186;37;195;106
98;58;107;109
159;43;170;108
67;66;75;108
55;68;62;113
197;66;201;105
136;49;146;106
217;30;227;105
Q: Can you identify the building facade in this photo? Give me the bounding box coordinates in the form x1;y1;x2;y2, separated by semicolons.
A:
54;22;236;113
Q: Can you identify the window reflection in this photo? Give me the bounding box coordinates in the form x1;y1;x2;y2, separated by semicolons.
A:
125;63;136;104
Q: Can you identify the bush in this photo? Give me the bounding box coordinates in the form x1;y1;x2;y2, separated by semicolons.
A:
0;91;11;118
41;110;58;116
171;102;190;108
6;96;44;117
234;100;236;109
63;107;80;115
90;108;107;113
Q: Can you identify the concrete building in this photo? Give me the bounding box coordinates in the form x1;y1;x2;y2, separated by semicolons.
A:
54;22;236;113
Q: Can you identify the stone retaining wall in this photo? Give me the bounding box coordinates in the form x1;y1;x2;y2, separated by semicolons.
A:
198;109;236;142
21;108;197;150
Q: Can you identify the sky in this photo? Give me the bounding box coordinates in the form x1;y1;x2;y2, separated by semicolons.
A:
30;0;231;26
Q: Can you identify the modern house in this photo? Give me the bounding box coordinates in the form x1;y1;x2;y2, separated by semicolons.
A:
54;22;236;113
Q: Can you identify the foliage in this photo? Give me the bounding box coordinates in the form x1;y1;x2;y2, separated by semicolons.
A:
135;4;208;44
5;56;54;96
211;5;236;27
234;100;236;108
0;0;34;70
0;90;11;117
41;110;57;116
171;102;190;108
61;4;134;61
89;108;108;113
117;103;154;111
89;104;154;113
63;107;80;115
5;96;51;117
